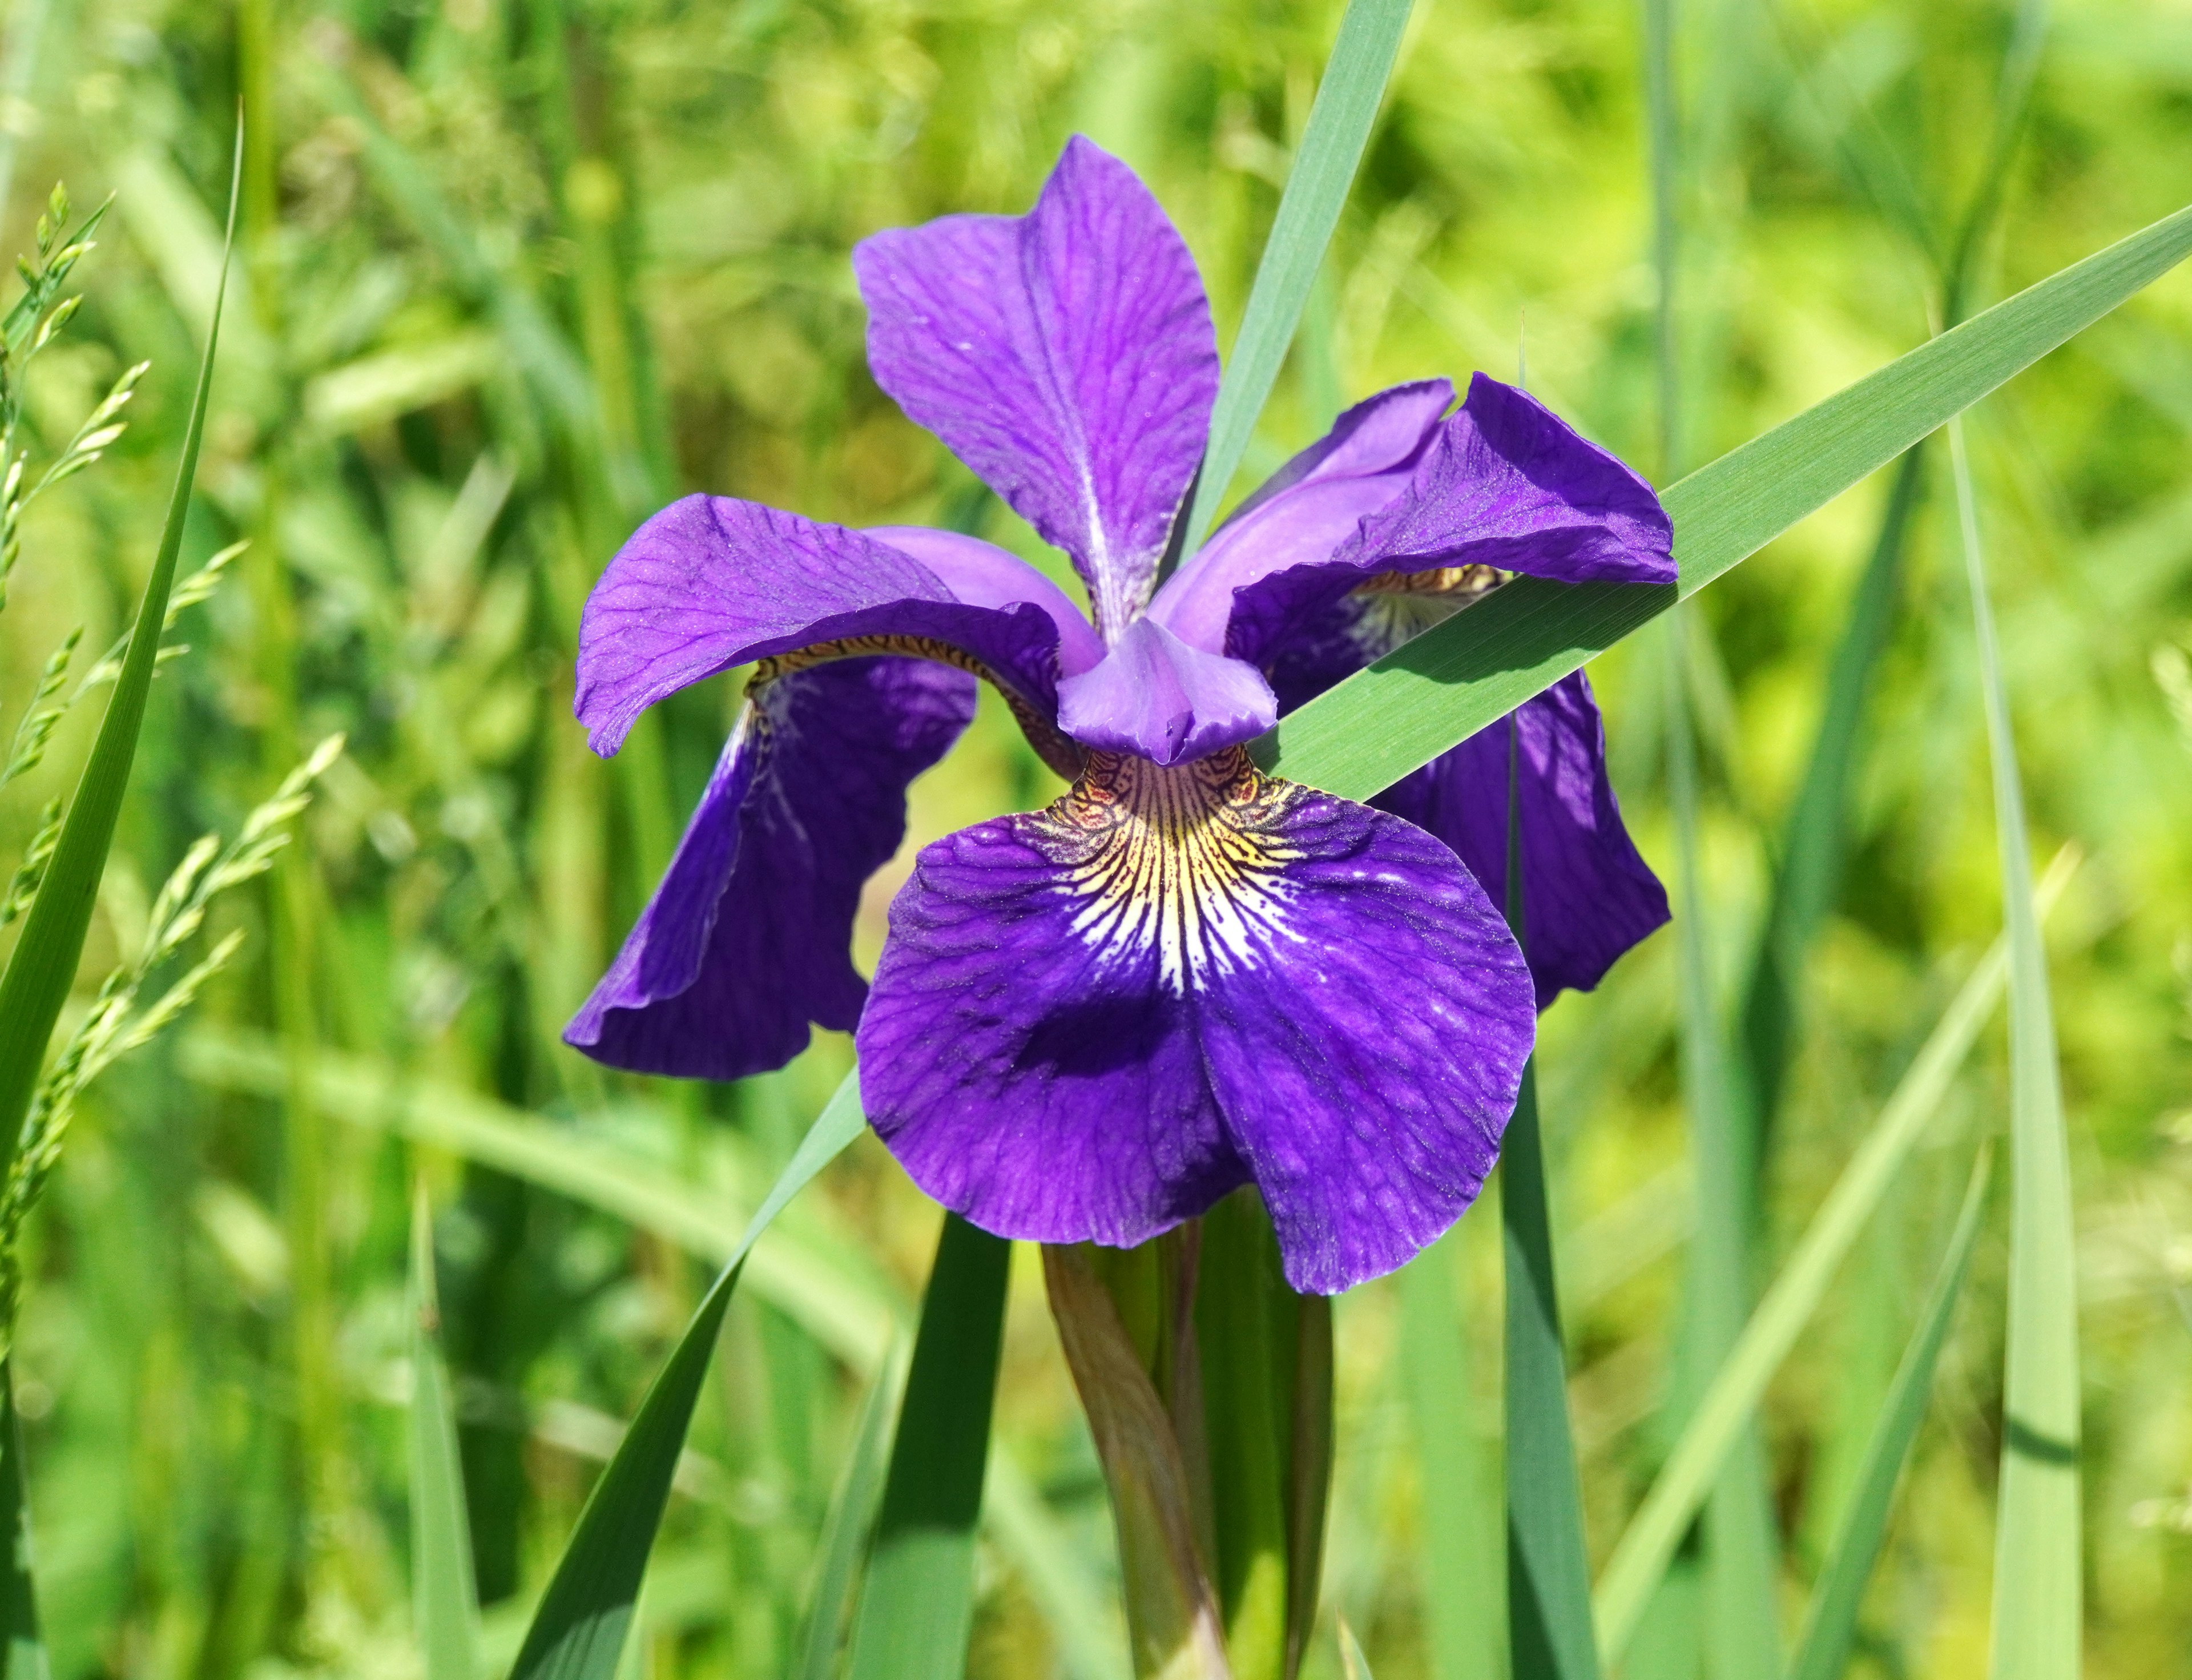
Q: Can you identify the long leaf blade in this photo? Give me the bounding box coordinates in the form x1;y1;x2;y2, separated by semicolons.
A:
1255;200;2192;801
1951;420;2082;1680
1592;853;2076;1662
846;1214;1012;1680
410;1185;481;1680
0;133;240;1173
1500;726;1600;1680
508;1073;868;1680
1788;1151;1992;1680
796;1342;906;1680
1174;0;1413;563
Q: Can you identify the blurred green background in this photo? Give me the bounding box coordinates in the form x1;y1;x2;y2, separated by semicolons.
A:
0;0;2187;1673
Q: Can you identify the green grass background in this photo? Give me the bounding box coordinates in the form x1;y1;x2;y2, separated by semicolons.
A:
0;0;2187;1673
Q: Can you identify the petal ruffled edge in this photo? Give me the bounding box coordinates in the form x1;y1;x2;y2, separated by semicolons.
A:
567;656;976;1079
854;137;1219;639
856;748;1535;1294
575;493;1072;758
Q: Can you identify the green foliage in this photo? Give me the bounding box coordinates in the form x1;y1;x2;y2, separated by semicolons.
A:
1;1;2189;1675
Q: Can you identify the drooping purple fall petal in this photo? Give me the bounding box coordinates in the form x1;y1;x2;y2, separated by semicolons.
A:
1220;373;1675;667
854;136;1219;639
575;494;1071;755
1270;601;1667;1005
567;658;974;1079
855;748;1536;1294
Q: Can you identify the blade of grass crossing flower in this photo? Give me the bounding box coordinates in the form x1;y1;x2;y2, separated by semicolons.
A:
1949;419;2081;1680
1732;0;2047;1258
1592;851;2076;1664
409;1184;481;1680
1254;200;2192;802
796;1341;906;1680
509;1073;868;1680
1662;619;1782;1680
0;131;237;1186
1500;721;1601;1680
1172;0;1414;566
1787;1150;1992;1680
846;1214;1012;1680
0;1364;41;1680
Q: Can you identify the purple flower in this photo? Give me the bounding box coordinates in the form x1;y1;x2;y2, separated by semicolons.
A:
565;138;1673;1293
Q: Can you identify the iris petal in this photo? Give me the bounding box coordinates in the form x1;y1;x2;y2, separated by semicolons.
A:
567;657;976;1079
575;493;1071;758
1270;596;1667;1006
856;747;1535;1293
853;137;1219;640
1219;373;1675;668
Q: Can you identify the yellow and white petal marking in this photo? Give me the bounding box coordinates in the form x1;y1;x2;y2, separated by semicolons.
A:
1024;746;1312;993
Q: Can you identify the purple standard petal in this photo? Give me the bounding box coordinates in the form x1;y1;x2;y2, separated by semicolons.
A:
1222;373;1675;668
567;657;974;1080
857;748;1536;1294
1267;598;1666;1006
1380;675;1670;1008
577;494;1070;757
867;525;1107;677
1055;617;1276;767
854;136;1219;639
1147;380;1452;654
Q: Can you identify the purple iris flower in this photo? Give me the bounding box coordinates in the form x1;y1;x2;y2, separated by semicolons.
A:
565;138;1673;1294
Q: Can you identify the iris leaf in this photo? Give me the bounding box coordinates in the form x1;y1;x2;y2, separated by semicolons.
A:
1499;724;1600;1680
0;135;237;1197
1787;1150;1992;1680
1663;617;1782;1680
796;1341;906;1680
1397;1235;1501;1680
1949;419;2081;1680
507;1073;867;1680
846;1214;1012;1680
1175;0;1415;563
1256;199;2192;800
409;1185;481;1680
1591;851;2074;1664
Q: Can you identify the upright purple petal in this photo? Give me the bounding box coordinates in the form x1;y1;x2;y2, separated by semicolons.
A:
1267;598;1666;1005
577;494;1070;756
1147;380;1452;653
857;749;1536;1294
1222;374;1674;667
1054;617;1276;767
567;658;974;1079
854;137;1219;639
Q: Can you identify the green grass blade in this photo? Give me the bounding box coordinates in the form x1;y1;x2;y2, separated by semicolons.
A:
1500;723;1601;1680
0;1364;42;1680
178;1031;897;1371
1663;619;1782;1680
1503;1059;1601;1680
1593;852;2076;1663
1734;446;1924;1180
1254;200;2192;801
1949;419;2082;1680
509;1074;868;1680
1788;1151;1992;1680
796;1341;906;1680
1173;0;1414;565
1337;1618;1375;1680
1732;0;2046;1247
1398;1234;1501;1680
0;132;238;1177
846;1214;1012;1680
409;1185;481;1680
